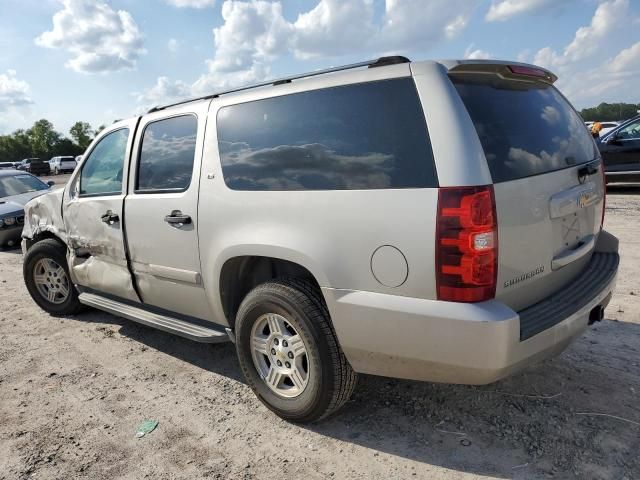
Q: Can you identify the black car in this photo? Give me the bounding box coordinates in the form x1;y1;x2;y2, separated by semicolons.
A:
0;170;54;248
598;115;640;183
18;158;51;176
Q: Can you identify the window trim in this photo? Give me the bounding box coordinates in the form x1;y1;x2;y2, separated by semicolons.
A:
78;127;130;198
215;78;438;192
133;113;199;195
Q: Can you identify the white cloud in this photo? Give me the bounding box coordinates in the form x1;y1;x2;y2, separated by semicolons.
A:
165;0;216;7
134;76;192;108
607;41;640;73
139;0;479;107
533;0;629;70
168;38;180;53
464;44;492;59
293;0;374;59
35;0;145;74
486;0;571;22
563;0;628;63
0;70;33;112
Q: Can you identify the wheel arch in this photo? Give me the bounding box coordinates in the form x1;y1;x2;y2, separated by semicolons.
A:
218;253;327;328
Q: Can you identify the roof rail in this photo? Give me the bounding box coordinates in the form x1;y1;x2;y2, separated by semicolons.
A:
147;55;411;113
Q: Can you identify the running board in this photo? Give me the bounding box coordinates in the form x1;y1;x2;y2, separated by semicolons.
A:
78;292;229;343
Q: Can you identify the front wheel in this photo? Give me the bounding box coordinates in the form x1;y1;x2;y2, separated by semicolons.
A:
235;279;357;422
23;239;82;316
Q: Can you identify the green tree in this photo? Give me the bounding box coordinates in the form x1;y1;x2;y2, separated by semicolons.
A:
26;119;61;159
580;103;640;122
0;129;32;161
69;121;94;150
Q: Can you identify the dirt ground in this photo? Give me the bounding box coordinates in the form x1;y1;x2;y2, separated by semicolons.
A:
1;184;639;480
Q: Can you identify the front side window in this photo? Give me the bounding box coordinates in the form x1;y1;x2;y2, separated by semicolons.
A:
216;78;437;191
617;120;640;140
80;128;129;196
136;115;198;192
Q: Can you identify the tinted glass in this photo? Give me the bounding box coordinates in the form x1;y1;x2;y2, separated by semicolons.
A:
452;76;597;183
0;174;48;198
137;115;198;191
80;128;129;195
217;78;436;191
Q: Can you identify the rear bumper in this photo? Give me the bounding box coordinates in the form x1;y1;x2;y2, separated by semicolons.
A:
323;230;619;384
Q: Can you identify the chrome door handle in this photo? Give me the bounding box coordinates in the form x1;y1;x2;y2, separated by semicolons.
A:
164;210;192;227
100;210;119;225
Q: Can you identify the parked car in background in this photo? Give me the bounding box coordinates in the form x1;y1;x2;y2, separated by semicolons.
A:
0;162;15;170
21;57;618;422
49;156;78;175
599;122;620;137
0;170;53;248
18;158;50;176
598;115;640;183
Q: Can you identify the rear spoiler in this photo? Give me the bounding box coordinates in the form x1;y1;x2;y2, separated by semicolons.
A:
440;60;557;84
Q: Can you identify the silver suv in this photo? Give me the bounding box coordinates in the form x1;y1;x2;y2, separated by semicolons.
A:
21;57;619;422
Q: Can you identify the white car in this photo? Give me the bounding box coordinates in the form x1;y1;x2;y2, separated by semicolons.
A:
49;156;78;175
598;122;620;137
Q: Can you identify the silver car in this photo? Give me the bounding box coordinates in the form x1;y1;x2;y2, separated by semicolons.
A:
20;57;619;422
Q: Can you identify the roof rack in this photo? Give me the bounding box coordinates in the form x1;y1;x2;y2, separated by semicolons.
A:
147;55;411;113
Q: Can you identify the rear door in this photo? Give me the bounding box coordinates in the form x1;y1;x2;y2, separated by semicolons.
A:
124;104;213;320
62;121;140;301
451;72;604;311
600;118;640;176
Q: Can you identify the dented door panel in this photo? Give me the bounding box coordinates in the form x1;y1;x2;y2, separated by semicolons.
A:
62;119;140;301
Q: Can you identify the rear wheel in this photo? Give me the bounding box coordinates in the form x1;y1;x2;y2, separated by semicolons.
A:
235;278;356;422
23;239;82;316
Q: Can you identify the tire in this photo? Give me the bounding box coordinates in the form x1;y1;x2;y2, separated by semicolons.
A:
53;167;59;175
23;238;82;316
235;278;357;423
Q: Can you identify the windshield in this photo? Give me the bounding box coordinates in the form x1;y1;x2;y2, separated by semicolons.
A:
0;174;49;198
452;75;597;183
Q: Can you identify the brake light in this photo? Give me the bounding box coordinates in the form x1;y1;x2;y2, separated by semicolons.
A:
508;65;548;78
436;186;498;302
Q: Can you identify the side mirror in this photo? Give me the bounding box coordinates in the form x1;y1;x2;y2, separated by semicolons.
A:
47;180;55;187
604;134;620;145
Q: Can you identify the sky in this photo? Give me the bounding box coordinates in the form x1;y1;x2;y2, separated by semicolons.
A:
0;0;639;136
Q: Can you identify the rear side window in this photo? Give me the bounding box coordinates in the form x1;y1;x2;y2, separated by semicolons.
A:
452;76;597;183
216;78;437;191
136;115;198;192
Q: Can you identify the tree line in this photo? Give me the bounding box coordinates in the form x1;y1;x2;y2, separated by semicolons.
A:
580;103;640;122
0;119;107;163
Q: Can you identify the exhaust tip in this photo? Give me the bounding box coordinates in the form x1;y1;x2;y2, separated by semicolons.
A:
589;305;605;325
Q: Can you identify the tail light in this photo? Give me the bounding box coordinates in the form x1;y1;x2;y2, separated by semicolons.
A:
436;186;498;302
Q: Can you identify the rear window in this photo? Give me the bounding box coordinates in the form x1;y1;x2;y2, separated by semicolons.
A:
216;78;437;191
452;76;597;183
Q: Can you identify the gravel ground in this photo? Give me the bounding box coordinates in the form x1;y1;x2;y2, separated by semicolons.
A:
0;185;639;480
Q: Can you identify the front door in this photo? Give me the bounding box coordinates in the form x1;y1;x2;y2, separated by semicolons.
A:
63;121;140;301
124;105;212;320
601;118;640;175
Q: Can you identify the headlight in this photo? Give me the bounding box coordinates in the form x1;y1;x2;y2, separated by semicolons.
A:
0;216;18;227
